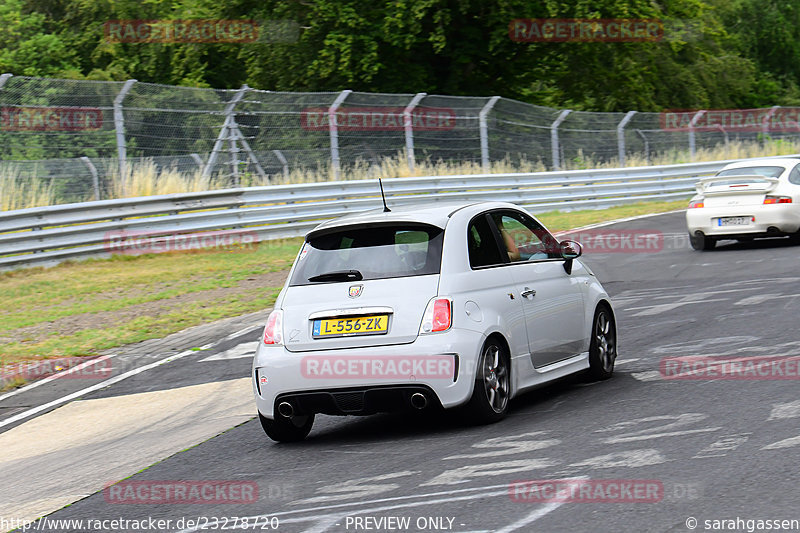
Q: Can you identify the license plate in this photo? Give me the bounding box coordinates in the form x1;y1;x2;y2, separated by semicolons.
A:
718;216;750;226
313;315;389;338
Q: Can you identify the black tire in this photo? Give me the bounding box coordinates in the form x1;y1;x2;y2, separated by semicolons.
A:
587;305;617;380
464;338;510;424
689;233;716;251
259;412;314;442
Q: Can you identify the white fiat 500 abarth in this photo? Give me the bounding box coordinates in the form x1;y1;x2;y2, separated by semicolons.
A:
253;201;617;441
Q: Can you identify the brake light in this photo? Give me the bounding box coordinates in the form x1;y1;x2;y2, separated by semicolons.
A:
420;298;452;334
263;310;283;345
764;196;792;204
688;200;704;209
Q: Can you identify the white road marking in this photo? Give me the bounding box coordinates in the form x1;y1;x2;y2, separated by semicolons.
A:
567;449;666;469
493;501;572;533
443;431;560;460
631;371;662;382
651;336;760;355
291;471;417;506
199;341;259;362
692;434;751;458
628;297;728;316
0;344;213;429
615;358;640;366
768;400;800;420
421;458;559;486
762;436;800;450
735;293;800;306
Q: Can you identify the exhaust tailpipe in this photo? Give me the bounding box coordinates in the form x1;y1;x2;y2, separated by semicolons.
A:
277;401;294;418
410;393;428;410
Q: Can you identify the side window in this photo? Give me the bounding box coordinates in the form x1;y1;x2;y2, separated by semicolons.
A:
468;215;505;268
490;211;561;262
789;166;800;185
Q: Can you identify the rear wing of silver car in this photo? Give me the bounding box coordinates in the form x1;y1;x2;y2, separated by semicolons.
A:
695;174;779;195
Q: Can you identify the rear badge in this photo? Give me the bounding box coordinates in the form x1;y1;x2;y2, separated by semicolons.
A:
349;284;363;298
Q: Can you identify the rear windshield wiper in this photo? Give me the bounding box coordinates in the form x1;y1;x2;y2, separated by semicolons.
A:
308;269;363;282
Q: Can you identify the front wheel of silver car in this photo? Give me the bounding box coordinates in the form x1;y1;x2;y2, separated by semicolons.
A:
587;305;617;380
465;339;510;424
259;412;314;443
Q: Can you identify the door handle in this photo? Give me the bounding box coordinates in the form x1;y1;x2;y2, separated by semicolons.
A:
521;288;536;298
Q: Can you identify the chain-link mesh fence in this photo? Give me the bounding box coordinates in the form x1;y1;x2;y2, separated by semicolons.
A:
1;74;798;209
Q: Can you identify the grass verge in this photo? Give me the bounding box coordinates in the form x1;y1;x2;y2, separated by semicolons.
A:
0;199;688;374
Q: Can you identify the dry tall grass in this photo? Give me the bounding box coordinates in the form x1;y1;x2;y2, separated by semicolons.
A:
4;139;800;210
0;165;56;211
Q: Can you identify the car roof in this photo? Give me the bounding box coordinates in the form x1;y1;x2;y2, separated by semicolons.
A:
721;158;800;171
306;200;523;238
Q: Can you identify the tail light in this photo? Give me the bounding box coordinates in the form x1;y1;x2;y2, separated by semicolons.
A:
420;298;452;334
688;200;704;209
764;196;792;204
263;310;283;345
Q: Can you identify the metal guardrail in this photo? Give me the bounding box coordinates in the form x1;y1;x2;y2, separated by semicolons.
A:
1;156;795;270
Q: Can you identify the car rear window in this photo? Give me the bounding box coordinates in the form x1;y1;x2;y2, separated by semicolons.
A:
289;224;444;286
716;166;784;178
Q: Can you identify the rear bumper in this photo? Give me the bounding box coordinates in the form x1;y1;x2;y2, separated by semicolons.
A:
252;328;484;419
686;204;800;237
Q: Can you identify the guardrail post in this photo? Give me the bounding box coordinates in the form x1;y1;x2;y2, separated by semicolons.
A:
329;90;351;180
272;150;289;179
114;79;137;195
550;109;572;170
80;157;101;201
635;129;650;164
203;85;250;179
404;93;426;172
616;111;637;166
688;110;706;160
479;96;501;172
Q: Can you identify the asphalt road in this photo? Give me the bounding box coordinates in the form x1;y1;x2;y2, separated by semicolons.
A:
11;210;800;533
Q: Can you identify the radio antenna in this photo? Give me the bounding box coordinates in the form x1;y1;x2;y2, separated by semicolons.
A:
379;178;391;212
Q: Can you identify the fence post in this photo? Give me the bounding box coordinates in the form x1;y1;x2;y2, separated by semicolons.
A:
479;96;501;172
80;157;100;201
190;153;204;172
329;90;351;180
203;85;249;179
635;129;649;164
716;125;729;151
404;92;426;172
0;74;11;210
113;79;137;195
550;109;572;170
688;110;706;160
762;105;780;142
272;150;289;179
616;111;637;166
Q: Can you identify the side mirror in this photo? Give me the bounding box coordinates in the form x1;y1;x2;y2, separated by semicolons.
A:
560;240;582;274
